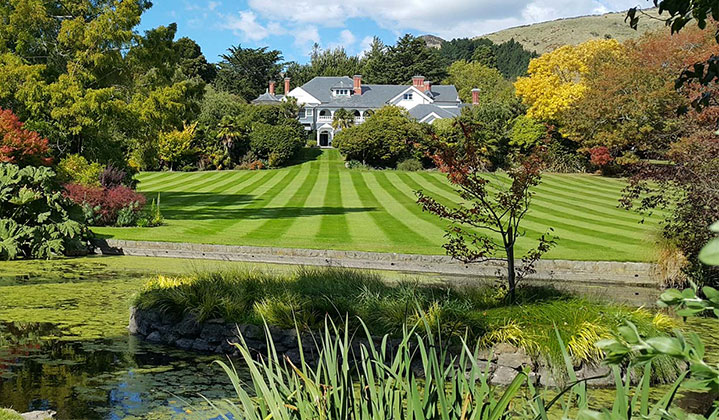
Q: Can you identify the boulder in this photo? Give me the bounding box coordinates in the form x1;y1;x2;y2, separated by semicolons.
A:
174;314;201;337
577;363;612;387
176;338;194;350
21;410;56;420
146;331;163;343
191;338;212;352
490;366;521;386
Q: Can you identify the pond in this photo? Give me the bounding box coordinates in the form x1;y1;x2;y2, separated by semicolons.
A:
0;256;717;419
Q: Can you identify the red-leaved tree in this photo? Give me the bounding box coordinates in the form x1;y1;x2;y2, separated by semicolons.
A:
417;123;556;303
0;108;52;167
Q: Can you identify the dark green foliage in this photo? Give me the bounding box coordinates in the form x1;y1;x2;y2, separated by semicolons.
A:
248;123;304;167
333;106;426;167
396;158;424;171
214;45;284;101
284;45;364;89
364;34;447;85
0;164;89;260
494;39;538;79
173;37;217;83
438;37;537;79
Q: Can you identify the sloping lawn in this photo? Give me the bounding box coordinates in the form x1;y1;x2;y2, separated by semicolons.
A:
93;149;662;261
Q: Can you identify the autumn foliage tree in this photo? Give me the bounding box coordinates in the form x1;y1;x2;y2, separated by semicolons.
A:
0;108;52;167
417;124;556;303
514;39;623;122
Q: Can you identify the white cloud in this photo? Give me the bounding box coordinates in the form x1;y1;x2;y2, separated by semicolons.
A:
243;0;640;40
293;25;321;49
358;35;374;56
208;1;221;11
340;29;356;46
218;10;290;42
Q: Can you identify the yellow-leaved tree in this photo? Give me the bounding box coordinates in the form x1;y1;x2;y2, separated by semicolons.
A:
158;122;198;171
514;39;623;122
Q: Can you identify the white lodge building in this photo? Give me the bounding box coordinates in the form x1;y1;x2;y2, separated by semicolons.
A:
252;75;474;148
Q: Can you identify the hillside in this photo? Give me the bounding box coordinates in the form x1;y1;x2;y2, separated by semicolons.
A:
421;9;666;55
480;8;665;54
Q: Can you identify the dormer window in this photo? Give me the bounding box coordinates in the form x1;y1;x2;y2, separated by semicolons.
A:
333;88;351;97
403;93;413;100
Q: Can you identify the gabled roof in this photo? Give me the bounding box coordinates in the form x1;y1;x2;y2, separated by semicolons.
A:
300;77;354;102
408;104;461;121
427;85;460;103
252;91;283;104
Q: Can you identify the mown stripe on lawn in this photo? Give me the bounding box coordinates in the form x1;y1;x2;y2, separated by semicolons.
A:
349;171;427;246
139;171;210;191
363;172;442;243
315;154;349;243
337;170;391;248
244;155;323;240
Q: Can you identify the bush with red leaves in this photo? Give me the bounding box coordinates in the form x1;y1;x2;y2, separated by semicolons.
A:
589;146;613;167
0;108;52;167
64;183;146;226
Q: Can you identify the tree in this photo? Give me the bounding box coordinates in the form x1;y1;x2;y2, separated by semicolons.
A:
471;45;496;68
417;130;556;303
361;37;391;84
214;45;284;102
509;115;546;152
621;133;719;287
443;61;515;105
332;108;355;130
158;122;198;170
382;34;447;84
514;39;623;122
174;37;217;83
0;108;52;167
333;106;426;167
560;34;689;159
493;39;538;79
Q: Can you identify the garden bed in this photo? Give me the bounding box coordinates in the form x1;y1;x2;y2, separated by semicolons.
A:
132;267;681;384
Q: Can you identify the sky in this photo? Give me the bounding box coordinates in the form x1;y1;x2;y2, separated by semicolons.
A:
137;0;647;64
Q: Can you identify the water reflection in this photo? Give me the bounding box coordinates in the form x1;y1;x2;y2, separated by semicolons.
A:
0;323;241;419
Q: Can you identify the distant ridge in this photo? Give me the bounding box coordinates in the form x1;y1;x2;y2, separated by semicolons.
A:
421;8;665;55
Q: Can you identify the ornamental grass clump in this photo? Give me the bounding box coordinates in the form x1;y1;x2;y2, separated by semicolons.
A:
135;267;675;373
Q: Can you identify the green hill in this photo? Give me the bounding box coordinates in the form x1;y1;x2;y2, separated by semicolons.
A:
480;8;665;54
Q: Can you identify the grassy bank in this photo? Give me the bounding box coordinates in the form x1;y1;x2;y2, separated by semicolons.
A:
135;267;676;374
94;149;662;262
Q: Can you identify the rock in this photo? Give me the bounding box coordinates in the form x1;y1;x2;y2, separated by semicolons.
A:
206;318;226;324
538;365;558;388
496;351;532;369
240;324;263;340
176;338;194;350
128;307;139;334
493;343;518;355
577;363;612;387
21;410;56;420
491;366;521;386
174;314;201;337
201;323;228;342
191;338;212;352
146;331;163;343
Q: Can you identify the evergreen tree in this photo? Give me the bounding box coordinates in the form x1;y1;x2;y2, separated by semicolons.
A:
362;37;391;84
494;39;538;79
214;45;284;101
384;34;447;84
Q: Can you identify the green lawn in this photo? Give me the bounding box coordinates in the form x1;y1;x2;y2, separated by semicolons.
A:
94;149;662;262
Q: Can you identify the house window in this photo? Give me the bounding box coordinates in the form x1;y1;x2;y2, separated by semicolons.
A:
306;108;313;116
298;108;306;118
403;93;413;100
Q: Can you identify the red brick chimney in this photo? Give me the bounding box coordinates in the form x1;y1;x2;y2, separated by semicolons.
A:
284;77;291;94
353;75;362;95
269;80;275;95
412;75;425;89
424;80;432;93
471;88;480;105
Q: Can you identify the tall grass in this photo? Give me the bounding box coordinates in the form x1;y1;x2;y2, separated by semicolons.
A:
135;267;675;372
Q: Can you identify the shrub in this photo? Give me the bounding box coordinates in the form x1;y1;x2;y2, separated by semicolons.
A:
248;123;304;167
56;154;104;186
64;184;146;226
137;193;164;227
158;122;198;171
345;160;371;170
0;164;89;260
396;158;423;171
0;108;52;167
589;145;612;167
98;164;126;189
333;106;425;168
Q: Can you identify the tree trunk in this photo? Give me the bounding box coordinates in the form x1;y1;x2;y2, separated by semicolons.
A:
506;227;516;303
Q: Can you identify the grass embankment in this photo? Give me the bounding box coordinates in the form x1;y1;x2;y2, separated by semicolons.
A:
95;149;662;262
135;267;677;376
0;409;21;420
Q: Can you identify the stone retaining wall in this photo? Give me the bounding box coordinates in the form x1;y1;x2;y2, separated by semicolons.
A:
129;306;613;387
98;239;661;305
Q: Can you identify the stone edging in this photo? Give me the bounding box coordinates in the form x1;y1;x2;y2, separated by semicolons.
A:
98;238;661;305
129;306;613;387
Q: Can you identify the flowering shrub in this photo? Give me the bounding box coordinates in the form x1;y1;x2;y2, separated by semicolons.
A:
0;108;52;167
99;164;126;189
64;184;146;226
589;146;612;167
